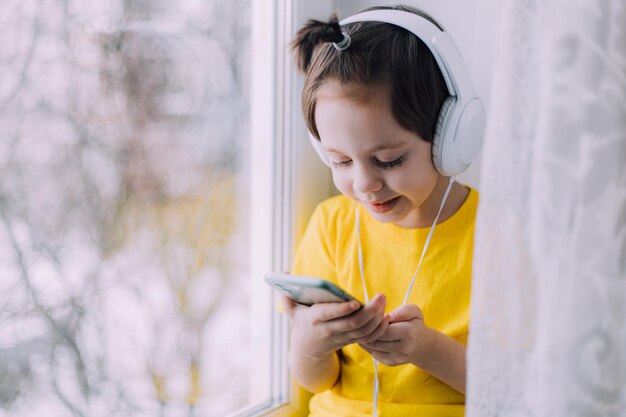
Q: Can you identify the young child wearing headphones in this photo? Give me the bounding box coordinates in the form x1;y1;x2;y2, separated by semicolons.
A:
280;5;485;416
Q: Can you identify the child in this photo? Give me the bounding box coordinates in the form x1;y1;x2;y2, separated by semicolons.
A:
281;5;483;416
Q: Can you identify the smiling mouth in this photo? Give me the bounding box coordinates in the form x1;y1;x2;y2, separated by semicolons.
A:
368;196;401;213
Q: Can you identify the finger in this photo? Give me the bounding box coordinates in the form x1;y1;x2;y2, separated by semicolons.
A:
377;318;424;342
358;342;382;356
311;299;362;324
375;321;406;342
359;344;405;367
279;294;298;317
360;339;400;353
345;308;388;342
352;315;390;344
358;343;393;363
387;304;423;323
359;320;412;344
324;293;386;332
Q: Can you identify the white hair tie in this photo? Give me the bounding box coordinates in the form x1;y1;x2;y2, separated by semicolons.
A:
333;31;351;51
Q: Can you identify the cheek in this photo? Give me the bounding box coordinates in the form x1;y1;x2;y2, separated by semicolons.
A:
331;170;353;195
392;160;439;193
402;165;439;193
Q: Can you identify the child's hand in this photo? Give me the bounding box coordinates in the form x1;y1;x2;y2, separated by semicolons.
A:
281;292;390;361
358;304;435;367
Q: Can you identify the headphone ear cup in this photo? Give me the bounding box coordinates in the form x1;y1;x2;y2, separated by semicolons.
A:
308;131;332;167
432;96;456;176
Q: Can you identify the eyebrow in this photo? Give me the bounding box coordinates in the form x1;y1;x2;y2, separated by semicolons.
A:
323;142;409;154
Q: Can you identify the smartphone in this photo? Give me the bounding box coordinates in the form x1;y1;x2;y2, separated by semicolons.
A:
265;272;363;307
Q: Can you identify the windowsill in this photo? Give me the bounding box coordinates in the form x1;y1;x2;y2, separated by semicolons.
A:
257;381;312;417
258;404;305;417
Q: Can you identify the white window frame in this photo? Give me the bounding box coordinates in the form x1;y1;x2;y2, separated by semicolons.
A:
244;1;335;416
244;0;494;415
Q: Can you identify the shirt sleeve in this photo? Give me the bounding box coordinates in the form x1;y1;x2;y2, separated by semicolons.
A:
291;202;338;285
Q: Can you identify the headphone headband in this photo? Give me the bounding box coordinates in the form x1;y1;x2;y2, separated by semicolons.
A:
341;10;477;114
309;9;486;177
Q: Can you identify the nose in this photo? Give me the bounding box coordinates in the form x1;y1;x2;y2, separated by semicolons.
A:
352;164;383;195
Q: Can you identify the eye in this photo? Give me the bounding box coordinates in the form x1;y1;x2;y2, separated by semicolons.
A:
375;155;405;169
331;159;352;168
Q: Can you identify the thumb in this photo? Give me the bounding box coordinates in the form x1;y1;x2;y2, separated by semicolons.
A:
279;293;298;317
387;304;423;323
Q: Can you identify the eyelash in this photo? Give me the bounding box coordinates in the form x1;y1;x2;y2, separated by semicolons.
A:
331;155;405;169
378;156;405;169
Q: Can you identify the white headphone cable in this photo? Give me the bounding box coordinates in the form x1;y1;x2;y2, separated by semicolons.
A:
355;176;456;415
402;176;456;305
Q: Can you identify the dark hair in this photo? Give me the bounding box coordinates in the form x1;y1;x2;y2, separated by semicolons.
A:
292;5;448;143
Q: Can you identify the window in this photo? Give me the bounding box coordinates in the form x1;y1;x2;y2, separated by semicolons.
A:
0;0;287;416
6;0;509;415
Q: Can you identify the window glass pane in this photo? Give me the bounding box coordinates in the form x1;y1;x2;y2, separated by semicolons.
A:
0;1;270;416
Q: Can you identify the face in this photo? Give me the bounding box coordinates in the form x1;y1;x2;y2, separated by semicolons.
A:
315;82;444;228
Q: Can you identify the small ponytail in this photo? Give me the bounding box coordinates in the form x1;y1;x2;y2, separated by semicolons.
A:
291;13;344;73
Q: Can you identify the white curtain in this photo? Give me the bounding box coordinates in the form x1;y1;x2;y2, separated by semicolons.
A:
467;0;626;416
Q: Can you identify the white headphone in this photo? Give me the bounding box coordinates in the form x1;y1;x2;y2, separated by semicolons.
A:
308;9;486;177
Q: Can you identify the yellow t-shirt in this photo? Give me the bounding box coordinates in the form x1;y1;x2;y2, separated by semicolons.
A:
292;188;478;417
